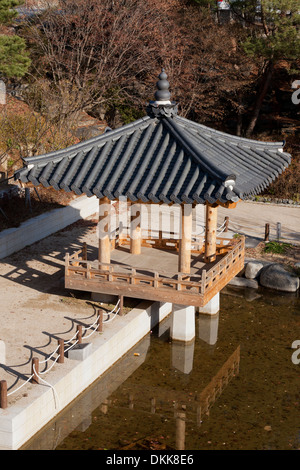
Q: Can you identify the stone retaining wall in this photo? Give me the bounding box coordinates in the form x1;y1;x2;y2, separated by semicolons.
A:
0;195;99;259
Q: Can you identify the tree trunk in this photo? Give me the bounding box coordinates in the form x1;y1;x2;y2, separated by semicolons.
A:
245;61;273;138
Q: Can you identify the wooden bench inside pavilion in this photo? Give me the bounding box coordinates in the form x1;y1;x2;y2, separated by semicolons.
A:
15;69;291;338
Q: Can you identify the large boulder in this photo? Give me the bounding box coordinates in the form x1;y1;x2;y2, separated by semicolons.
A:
259;263;300;292
245;261;264;279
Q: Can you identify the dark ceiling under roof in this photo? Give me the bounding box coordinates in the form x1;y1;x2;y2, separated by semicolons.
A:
14;71;291;205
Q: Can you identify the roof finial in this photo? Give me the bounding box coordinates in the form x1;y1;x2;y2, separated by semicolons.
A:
146;68;178;118
154;68;171;103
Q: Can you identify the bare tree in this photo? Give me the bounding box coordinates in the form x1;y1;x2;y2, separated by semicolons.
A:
22;0;169;118
19;0;260;132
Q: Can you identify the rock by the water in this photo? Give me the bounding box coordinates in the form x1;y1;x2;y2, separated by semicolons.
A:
228;277;259;289
245;261;264;279
259;263;300;292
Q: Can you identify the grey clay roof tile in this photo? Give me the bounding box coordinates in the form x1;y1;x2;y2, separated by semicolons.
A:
14;71;291;205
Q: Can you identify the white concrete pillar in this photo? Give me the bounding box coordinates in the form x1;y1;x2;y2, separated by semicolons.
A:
171;304;195;342
198;292;220;315
150;302;172;331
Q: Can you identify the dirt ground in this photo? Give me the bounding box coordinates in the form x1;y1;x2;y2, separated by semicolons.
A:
245;241;300;268
0;215;104;405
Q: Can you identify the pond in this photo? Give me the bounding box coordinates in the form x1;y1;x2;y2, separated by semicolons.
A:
22;287;300;451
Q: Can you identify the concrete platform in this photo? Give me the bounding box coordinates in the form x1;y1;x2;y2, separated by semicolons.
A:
0;300;171;450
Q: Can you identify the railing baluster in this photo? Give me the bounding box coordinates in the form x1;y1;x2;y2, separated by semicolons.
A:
86;263;91;279
154;272;159;288
177;274;182;291
65;253;70;277
201;269;206;294
82;242;87;268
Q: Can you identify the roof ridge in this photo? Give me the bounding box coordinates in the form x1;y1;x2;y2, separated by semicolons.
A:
162;117;233;184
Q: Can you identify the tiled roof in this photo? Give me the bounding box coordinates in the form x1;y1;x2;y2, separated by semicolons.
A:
14;73;291;205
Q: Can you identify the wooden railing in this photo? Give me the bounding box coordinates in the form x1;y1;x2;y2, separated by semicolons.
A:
113;228;232;255
203;236;245;295
65;237;245;300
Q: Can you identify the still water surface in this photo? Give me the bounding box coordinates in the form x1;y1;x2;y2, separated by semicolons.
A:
23;288;300;451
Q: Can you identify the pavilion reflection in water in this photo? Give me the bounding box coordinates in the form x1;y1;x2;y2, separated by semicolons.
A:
22;313;240;451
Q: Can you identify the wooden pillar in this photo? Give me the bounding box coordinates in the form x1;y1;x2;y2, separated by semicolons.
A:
130;203;142;255
179;203;192;273
265;223;270;241
98;196;111;266
204;203;218;263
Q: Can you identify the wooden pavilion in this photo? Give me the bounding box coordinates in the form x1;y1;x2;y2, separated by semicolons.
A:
15;70;291;328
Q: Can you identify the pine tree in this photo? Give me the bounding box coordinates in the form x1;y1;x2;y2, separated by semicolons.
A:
232;0;300;135
0;0;18;23
0;0;30;78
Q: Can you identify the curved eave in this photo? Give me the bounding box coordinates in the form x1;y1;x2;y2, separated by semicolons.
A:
14;112;292;206
172;115;291;201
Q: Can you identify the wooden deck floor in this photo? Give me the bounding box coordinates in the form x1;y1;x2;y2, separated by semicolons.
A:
109;245;212;275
